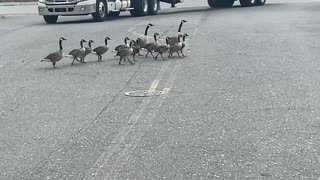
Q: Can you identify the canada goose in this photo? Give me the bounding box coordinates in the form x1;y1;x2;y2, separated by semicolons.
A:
81;40;94;63
116;40;135;65
180;34;189;57
68;39;87;65
168;20;187;45
92;37;111;62
154;37;170;61
169;34;183;58
140;23;155;49
145;33;159;58
112;37;130;52
41;37;66;68
131;38;141;61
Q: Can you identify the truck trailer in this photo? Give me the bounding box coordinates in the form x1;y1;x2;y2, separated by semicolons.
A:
38;0;266;24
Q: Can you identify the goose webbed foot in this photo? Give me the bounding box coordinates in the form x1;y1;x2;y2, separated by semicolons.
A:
71;58;76;65
133;55;138;61
181;51;185;57
150;52;155;58
52;62;56;68
127;58;134;65
145;52;150;58
177;52;182;58
155;53;159;60
161;54;165;61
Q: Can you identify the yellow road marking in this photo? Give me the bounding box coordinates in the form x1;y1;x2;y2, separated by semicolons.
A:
148;80;159;93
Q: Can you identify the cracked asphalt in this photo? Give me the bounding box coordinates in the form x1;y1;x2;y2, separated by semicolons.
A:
1;0;320;179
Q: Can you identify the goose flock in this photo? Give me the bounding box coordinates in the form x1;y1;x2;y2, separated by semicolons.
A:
41;20;188;68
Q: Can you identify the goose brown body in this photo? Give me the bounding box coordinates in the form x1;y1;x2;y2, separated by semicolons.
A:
116;40;135;65
132;38;141;61
145;33;159;58
113;37;130;52
92;37;111;61
154;37;170;61
69;39;87;65
140;23;155;49
180;34;189;57
41;37;66;68
168;20;187;45
169;34;183;58
81;40;94;63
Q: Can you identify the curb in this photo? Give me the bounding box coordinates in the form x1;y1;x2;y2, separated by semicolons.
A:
0;2;37;6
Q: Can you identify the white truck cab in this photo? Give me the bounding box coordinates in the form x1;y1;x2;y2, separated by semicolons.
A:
38;0;164;24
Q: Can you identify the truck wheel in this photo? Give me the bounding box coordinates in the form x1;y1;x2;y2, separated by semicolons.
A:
148;0;159;15
255;0;266;6
43;15;58;24
130;0;149;17
108;11;120;17
207;0;234;8
92;0;107;22
171;0;175;7
240;0;255;7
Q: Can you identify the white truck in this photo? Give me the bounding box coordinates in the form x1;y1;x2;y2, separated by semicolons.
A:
38;0;266;24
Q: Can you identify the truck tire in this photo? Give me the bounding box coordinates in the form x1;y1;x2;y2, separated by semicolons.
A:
108;11;120;17
255;0;266;6
43;15;58;24
171;0;175;7
208;0;234;8
92;0;107;22
148;0;159;15
130;0;149;17
239;0;255;7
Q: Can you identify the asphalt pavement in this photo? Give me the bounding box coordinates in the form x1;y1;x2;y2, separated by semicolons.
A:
1;0;320;179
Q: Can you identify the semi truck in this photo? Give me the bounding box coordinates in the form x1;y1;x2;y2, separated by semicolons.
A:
38;0;266;24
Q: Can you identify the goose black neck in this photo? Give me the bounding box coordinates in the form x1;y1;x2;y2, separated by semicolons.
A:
145;25;151;36
59;39;63;50
166;38;169;45
105;39;108;45
183;36;187;42
80;41;84;48
178;22;183;33
125;38;128;44
154;34;158;43
178;35;181;42
89;41;92;48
